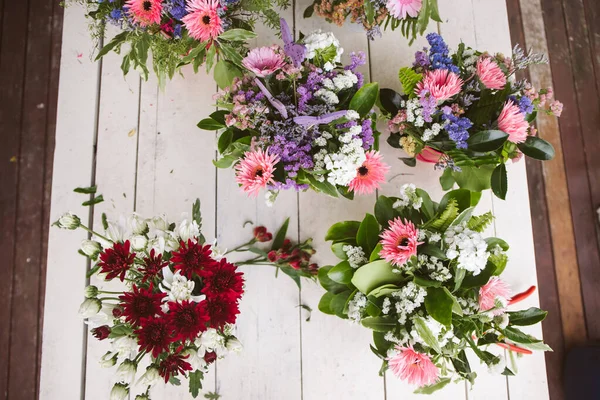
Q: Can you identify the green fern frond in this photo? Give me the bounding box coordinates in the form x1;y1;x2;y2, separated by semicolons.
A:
467;212;494;232
428;199;459;232
398;67;423;98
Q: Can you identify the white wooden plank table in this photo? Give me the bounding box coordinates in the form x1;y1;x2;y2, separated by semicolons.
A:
40;1;549;398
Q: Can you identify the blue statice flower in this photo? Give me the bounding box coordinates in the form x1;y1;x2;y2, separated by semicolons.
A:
441;106;472;149
173;24;182;38
164;0;188;20
426;33;459;73
510;95;534;115
108;8;123;25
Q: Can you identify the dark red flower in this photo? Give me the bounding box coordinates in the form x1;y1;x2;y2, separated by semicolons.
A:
98;240;136;281
158;351;193;383
167;300;210;342
203;351;217;365
112;307;124;318
171;240;218;279
205;296;240;328
253;226;273;242
91;325;111;340
119;284;166;325
267;250;278;262
201;259;244;301
135;316;174;358
140;249;168;282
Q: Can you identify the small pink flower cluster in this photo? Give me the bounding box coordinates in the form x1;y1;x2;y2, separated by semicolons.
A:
524;84;563;117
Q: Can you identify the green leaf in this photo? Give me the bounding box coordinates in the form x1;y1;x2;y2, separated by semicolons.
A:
439;188;476;212
461;261;496;289
364;0;375;24
182;42;208;64
214;60;243;90
357;214;380;255
218;43;243;67
328;261;354;284
189;370;204;398
374;195;396;228
218;29;257;41
449;206;475;227
95;31;129;61
466;130;509;152
307;174;339;198
370;243;383;261
318;292;336;315
325;221;361;242
445;287;463;316
101;213;109;230
413;316;442;353
197;118;225;131
331;242;348;260
318;265;348;294
272;217;289;250
209;110;228;125
416;189;435;221
398;67;422;97
413;275;442;288
330;291;352;318
351;260;400;294
517;341;553;352
485;237;510;251
424;287;454;326
192;199;202;230
303;4;314;18
452;165;494;192
213;155;238;168
361;316;397;332
508;307;548;326
74;185;97;194
491;164;508;200
425;199;458;232
418;243;447;260
399;157;417;167
349;83;379;117
135;36;150;67
369;283;402;297
379;88;403;115
217;130;233;153
82;195;104;207
439;168;455;191
280;267;302;289
414;378;452;394
502;326;543;344
429;0;442;22
518;136;555;160
205;44;217;72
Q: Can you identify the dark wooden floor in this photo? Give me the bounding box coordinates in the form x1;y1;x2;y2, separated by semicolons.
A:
0;0;598;399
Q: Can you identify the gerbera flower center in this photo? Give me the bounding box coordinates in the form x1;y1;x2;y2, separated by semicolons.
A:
255;169;264;177
202;15;211;25
358;166;369;176
143;1;152;11
399;237;409;247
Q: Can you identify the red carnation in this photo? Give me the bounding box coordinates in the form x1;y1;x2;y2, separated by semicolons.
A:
158;351;193;383
91;325;111;340
140;249;168;282
205;296;240;329
119;284;166;325
253;226;273;242
98;240;136;281
135;316;174;358
201;259;244;301
204;351;217;365
167;300;210;342
171;240;218;279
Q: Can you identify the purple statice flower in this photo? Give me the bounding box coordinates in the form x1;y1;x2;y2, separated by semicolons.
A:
355;71;364;88
366;25;382;41
510;95;534;115
336;120;358;130
268;178;309;191
361;118;374;149
418;89;437;123
426;33;459;74
173;24;182;38
345;51;367;72
164;0;188;20
297;71;325;113
441;107;472;149
413;50;430;68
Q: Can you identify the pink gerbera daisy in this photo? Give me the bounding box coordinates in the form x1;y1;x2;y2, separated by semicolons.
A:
379;217;422;267
477;57;507;90
497;100;529;143
242;47;286;77
235;149;280;197
415;69;463;102
348;151;390;195
386;0;422;19
126;0;163;27
388;346;439;387
479;277;511;315
182;0;223;42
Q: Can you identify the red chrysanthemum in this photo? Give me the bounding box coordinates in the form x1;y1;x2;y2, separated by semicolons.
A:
205;296;240;328
135;316;174;358
98;240;136;281
119;284;166;325
167;300;210;342
201;259;244;301
139;249;168;282
170;240;218;279
158;350;193;383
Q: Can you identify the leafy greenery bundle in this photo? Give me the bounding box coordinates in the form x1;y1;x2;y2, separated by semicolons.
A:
318;184;549;393
379;33;562;199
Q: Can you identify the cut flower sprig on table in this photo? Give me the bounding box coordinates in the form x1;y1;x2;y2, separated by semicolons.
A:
67;0;288;83
317;184;550;393
198;19;389;203
379;33;562;199
55;188;317;399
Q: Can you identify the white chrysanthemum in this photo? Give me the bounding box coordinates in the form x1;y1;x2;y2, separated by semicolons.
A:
343;245;368;268
111;336;138;360
445;223;490;275
127;213;148;235
196;328;226;355
210;239;227;261
303;30;344;67
177;219;200;242
160;267;205;304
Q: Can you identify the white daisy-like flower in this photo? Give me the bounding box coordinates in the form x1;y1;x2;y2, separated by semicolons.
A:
160;266;205;305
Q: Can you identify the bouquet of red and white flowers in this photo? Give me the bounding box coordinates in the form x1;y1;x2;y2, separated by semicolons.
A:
318;184;549;393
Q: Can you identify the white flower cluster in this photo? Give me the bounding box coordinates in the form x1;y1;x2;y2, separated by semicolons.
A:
303;30;344;71
404;99;425;128
456;296;479;315
347;292;367;322
343;245;367;268
409;315;455;348
315;88;339;105
382;282;427;324
418;254;452;282
384;329;411;347
462;48;478;73
422;123;443;141
445;223;490;275
317;71;358;105
314;126;366;187
393;183;423;210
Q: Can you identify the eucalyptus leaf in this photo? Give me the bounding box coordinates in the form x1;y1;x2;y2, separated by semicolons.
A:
218;28;257;41
414;378;452;394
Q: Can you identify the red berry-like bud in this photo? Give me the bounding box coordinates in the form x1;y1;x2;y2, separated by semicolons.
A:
91;325;111;340
112;307;123;318
253;226;273;242
267;250;278;262
204;351;217;365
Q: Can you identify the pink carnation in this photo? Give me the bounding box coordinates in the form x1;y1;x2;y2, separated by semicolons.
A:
477;57;507;90
386;0;422;19
182;0;223;42
416;69;463;102
348;151;390;195
379;217;422;267
242;47;286;77
388;346;439;387
234;149;280;197
126;0;162;27
497;100;529;143
479;277;511;315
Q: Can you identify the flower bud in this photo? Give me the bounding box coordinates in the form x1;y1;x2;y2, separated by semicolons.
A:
56;213;81;230
78;298;102;318
267;251;278;262
177;219;200;242
100;351;118;368
84;285;99;298
128;214;148;235
253;226;273;242
135;395;150;400
226;337;243;353
116;359;137;385
81;240;101;257
204;351;217;365
110;383;129;400
138;365;161;387
130;235;148;251
91;325;111;340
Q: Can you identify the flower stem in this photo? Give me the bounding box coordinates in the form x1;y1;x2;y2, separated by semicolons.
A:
79;224;113;244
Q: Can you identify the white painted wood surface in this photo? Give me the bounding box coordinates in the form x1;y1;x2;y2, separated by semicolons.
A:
41;1;549;399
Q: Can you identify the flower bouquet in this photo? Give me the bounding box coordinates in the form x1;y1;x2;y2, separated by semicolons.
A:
304;0;441;42
68;0;287;84
379;33;562;199
318;184;549;392
198;19;389;203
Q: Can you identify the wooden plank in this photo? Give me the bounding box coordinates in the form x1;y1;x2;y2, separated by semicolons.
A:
7;0;54;397
39;4;99;399
582;0;600;93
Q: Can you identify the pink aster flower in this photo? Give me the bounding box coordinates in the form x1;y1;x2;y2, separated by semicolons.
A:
416;146;442;164
182;0;223;42
242;47;286;78
497;100;529;143
348;151;390;195
234;149;280;197
379;217;422;267
415;69;464;102
477;57;507;90
386;0;422;19
479;277;511;315
388;346;439;387
126;0;163;27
